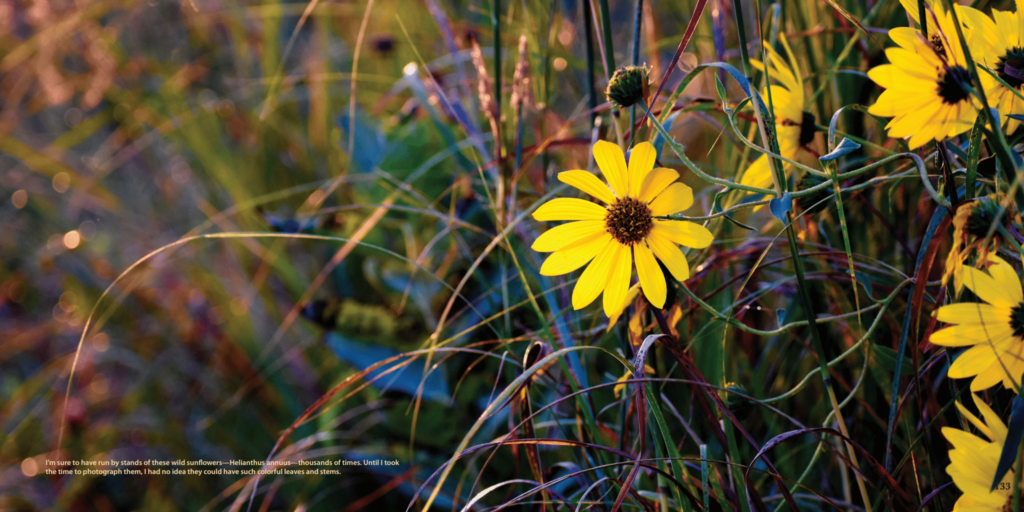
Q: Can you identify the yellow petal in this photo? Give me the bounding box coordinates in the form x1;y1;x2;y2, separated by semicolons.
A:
558;170;617;204
884;47;939;80
613;363;656;397
602;243;634;317
973;393;1008;443
948;102;979;139
906;106;946;149
970;362;1009;393
943;426;993;453
739;154;775;190
983;255;1024;305
869;88;934;118
638;168;679;203
627;142;657;197
898;0;922;23
777;125;802;156
949;336;1016;378
571;237;619;310
1001;356;1024;394
607;283;640;330
533;198;608;221
532;220;606;252
887;102;937;138
766;85;803;123
931;322;1015;347
963;264;1020;308
540;231;612;276
947;452;1002;497
635;242;666;308
652;220;714;249
649;182;695;216
646;230;690;281
946;444;1010;506
961;7;1000;63
613;371;631;399
888;27;921;51
593;140;628;198
868;64;935;92
935;303;1011;326
955;398;994;442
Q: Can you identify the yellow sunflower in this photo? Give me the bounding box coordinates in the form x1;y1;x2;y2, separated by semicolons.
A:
960;0;1024;133
930;255;1024;392
942;393;1014;511
739;38;814;192
532;140;713;316
868;0;980;149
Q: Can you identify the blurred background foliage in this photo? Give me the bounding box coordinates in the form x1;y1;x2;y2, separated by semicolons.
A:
1;0;1017;510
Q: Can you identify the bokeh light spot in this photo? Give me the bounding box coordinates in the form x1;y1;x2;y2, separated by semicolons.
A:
63;230;81;249
52;173;71;193
12;189;27;209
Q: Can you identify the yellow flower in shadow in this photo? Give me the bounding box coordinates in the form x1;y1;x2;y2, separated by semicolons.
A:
739;38;814;193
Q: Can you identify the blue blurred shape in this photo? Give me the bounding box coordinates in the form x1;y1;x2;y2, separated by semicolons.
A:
337;110;387;173
325;332;449;402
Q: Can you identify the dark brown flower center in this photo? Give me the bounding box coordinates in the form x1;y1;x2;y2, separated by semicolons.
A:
1011;302;1024;339
799;111;817;146
937;66;974;105
605;196;653;245
930;34;947;60
998;46;1024;90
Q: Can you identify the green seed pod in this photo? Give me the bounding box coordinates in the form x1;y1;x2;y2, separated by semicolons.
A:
605;65;651;108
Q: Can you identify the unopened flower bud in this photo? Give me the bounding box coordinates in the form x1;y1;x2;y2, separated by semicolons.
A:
605;65;651;108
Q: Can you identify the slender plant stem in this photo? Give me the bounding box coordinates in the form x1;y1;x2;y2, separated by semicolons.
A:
584;0;598;129
597;0;616;78
629;0;643;135
731;0;752;79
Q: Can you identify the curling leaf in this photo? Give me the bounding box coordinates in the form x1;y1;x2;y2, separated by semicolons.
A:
768;192;792;221
819;137;861;162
